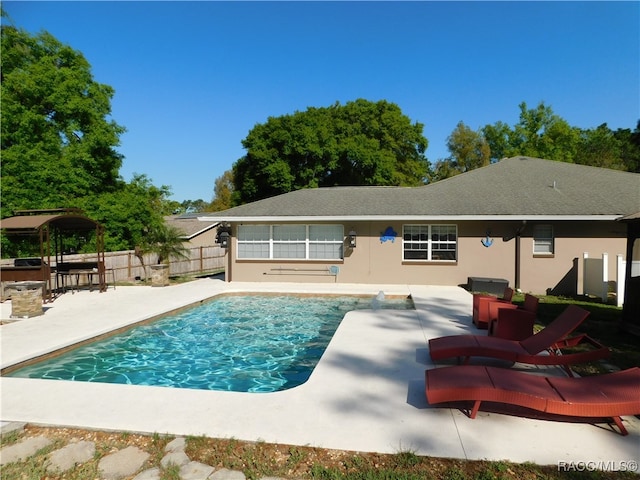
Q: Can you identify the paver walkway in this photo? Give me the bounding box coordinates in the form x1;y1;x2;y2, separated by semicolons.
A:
0;422;264;479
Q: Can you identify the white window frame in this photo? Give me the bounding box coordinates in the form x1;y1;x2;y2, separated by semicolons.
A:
533;224;554;255
237;224;344;260
402;224;457;262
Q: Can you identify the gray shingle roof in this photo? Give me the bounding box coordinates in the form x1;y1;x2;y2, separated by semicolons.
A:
198;157;640;221
164;215;218;239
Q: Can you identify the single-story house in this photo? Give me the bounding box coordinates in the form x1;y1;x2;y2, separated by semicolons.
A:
196;156;640;296
164;215;219;248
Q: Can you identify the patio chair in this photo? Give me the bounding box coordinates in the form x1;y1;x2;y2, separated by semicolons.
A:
425;365;640;435
488;308;536;341
472;287;514;329
487;293;539;335
429;305;610;375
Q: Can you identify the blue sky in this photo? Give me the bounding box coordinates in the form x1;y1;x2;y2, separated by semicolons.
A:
3;1;639;203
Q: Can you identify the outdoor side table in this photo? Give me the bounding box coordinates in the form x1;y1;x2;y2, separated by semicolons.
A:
5;281;45;318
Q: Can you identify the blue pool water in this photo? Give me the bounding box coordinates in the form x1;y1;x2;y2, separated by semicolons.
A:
8;294;413;392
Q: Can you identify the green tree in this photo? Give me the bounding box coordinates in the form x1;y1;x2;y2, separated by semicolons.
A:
133;221;190;281
482;102;579;163
433;122;490;180
481;102;638;172
166;199;210;215
210;170;234;212
613;121;640;173
140;223;190;265
181;199;209;214
78;174;173;252
0;20;182;255
232;99;430;204
1;21;125;219
481;120;512;162
575;123;626;170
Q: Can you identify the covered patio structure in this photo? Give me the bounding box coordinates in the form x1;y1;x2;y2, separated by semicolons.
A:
620;212;640;336
0;208;106;302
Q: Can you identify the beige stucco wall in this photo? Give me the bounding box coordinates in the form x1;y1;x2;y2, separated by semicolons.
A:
226;220;627;295
184;228;218;248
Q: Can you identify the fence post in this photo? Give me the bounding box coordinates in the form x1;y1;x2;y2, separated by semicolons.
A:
617;254;625;308
601;253;608;302
580;252;588;296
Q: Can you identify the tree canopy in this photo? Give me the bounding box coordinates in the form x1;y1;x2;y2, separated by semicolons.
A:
431;102;640;181
432;122;490;180
1;23;125;218
231;99;430;205
209;170;234;212
0;20;176;256
79;174;174;252
482;102;580;163
481;102;639;171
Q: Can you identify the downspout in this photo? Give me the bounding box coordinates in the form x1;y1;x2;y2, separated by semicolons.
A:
226;227;233;283
515;220;526;291
503;221;526;291
515;231;521;291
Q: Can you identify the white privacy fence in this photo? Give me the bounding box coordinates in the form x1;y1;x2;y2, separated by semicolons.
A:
583;252;640;307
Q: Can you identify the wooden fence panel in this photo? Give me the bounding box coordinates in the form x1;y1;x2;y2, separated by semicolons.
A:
1;246;225;285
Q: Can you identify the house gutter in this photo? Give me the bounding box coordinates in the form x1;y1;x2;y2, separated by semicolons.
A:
198;214;624;223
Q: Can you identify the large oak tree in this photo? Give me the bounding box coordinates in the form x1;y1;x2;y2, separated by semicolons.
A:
1;23;125;218
1;20;177;255
231;99;430;205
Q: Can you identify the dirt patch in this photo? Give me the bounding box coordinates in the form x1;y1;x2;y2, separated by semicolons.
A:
2;425;626;480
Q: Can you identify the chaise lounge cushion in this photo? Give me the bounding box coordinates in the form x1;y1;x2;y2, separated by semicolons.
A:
489;309;536;340
425;365;640;434
429;305;609;368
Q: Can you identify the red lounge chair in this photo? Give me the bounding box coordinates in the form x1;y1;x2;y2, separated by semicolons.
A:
425;365;640;435
429;305;610;374
487;293;539;337
472;287;514;329
489;308;536;341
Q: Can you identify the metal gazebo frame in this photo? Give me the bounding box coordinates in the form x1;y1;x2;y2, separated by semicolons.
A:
0;208;106;302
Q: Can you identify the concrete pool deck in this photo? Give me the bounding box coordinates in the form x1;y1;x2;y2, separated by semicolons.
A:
1;278;639;468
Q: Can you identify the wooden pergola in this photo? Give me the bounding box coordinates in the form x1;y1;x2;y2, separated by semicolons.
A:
0;208;106;301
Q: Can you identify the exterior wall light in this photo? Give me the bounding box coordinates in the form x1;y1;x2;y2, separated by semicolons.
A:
348;230;357;248
216;225;232;249
218;231;230;249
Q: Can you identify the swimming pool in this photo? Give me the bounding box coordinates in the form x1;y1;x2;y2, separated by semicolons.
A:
7;294;413;392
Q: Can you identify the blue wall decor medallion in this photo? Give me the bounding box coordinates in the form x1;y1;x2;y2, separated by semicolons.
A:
380;227;398;243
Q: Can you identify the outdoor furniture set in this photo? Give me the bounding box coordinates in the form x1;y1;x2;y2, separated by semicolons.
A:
426;289;640;436
472;287;540;339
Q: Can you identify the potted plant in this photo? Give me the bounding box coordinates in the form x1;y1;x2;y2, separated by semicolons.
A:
135;224;190;286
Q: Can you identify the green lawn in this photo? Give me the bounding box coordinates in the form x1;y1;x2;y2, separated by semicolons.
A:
511;294;639;374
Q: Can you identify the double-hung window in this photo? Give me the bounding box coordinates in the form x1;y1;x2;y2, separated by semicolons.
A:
273;225;306;259
309;225;344;259
237;225;270;259
533;224;554;255
403;224;457;261
237;225;344;260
